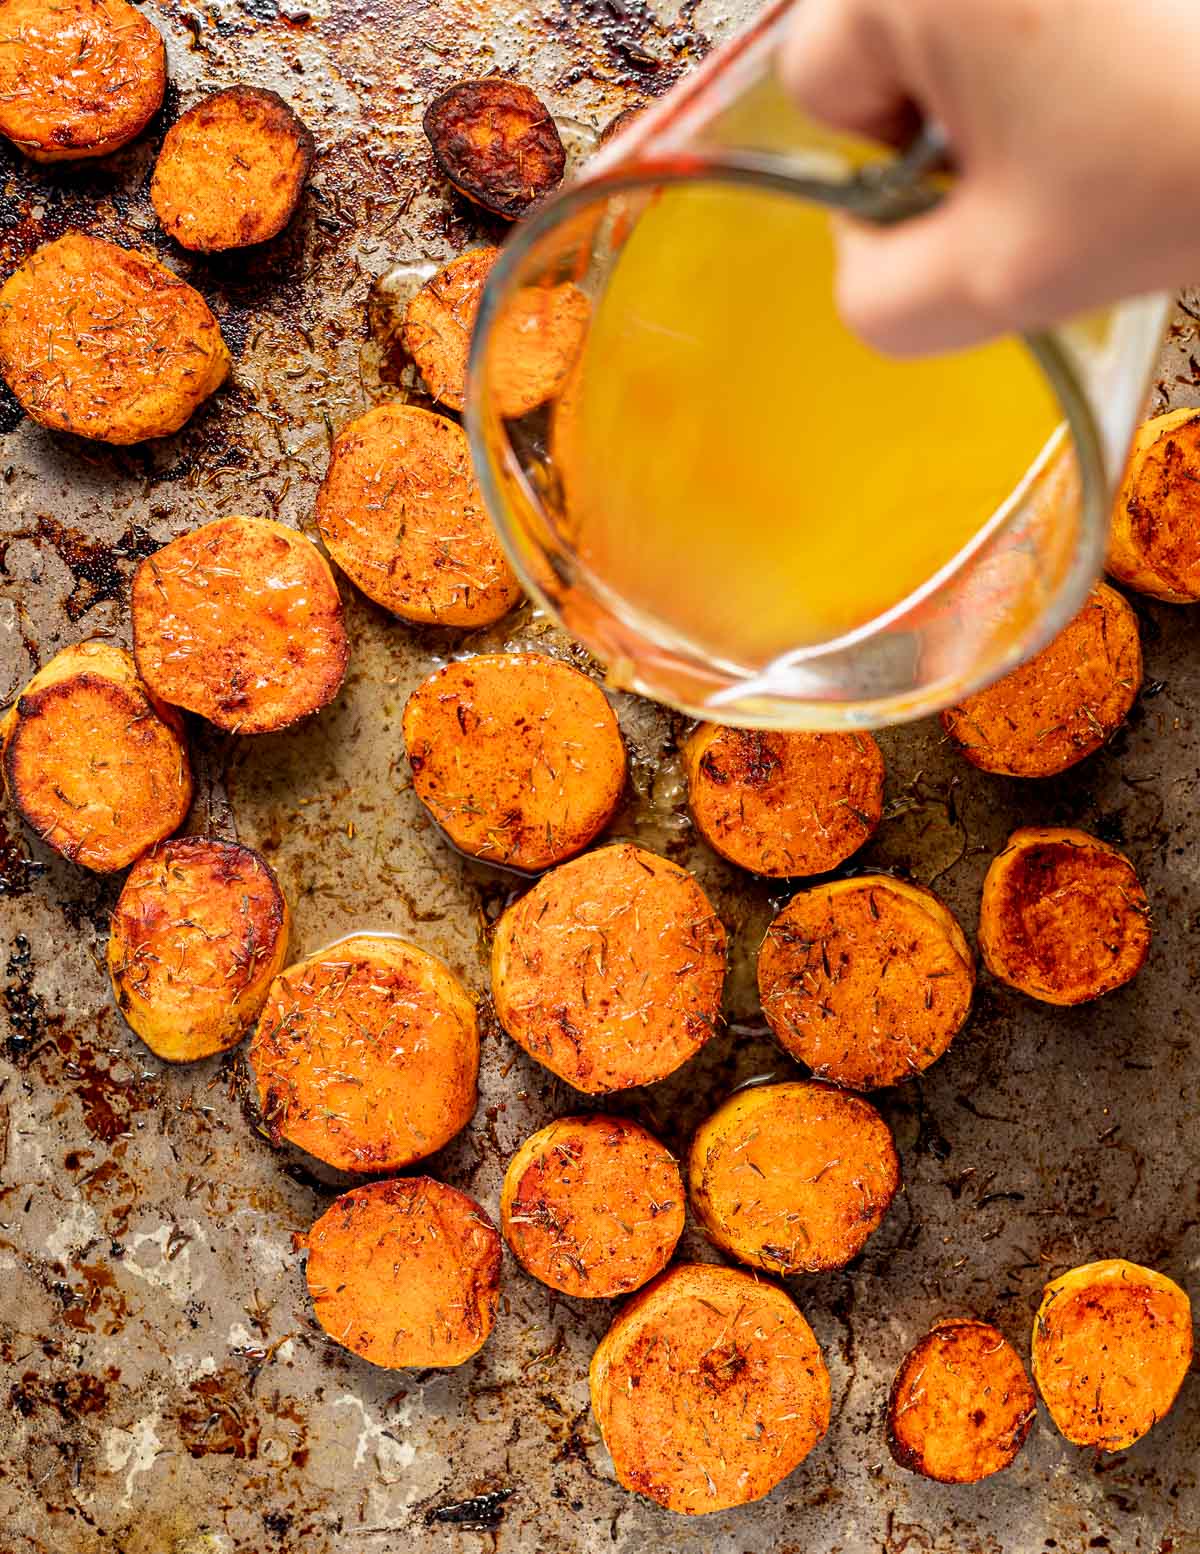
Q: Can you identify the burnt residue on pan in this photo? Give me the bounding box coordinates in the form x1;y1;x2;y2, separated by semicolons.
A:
2;2;1200;1552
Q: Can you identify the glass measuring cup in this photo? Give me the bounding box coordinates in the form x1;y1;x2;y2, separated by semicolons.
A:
465;0;1169;730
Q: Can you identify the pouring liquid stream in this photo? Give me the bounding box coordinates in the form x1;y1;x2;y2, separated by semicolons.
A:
559;182;1063;677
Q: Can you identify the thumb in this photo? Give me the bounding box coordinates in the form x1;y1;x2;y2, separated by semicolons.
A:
830;197;1013;356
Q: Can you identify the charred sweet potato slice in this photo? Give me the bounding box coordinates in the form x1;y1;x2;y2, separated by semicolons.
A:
0;231;230;444
0;0;165;163
151;85;314;253
589;1262;831;1514
423;78;565;219
979;827;1150;1005
249;933;478;1173
688;1080;899;1275
299;1177;501;1369
403;653;626;871
492;842;726;1092
402;246;590;419
107;837;289;1062
887;1319;1036;1483
315;403;521;626
1032;1259;1192;1450
1;640;192;872
683;724;884;877
501;1114;684;1297
131;515;349;734
1108;408;1200;601
940;582;1141;777
757;875;974;1090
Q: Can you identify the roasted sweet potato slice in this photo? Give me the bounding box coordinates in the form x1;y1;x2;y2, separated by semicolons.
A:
0;232;230;444
683;724;884;877
300;1177;501;1369
151;86;314;253
0;0;165;163
492;842;726;1091
888;1319;1036;1483
688;1080;899;1274
1;640;192;872
501;1114;684;1297
757;875;974;1090
589;1262;831;1514
403;652;626;871
979;827;1149;1005
423;78;565;219
1108;409;1200;601
108;837;289;1062
940;582;1141;777
315;403;520;626
1032;1259;1192;1450
249;933;478;1173
402;246;589;419
131;515;349;734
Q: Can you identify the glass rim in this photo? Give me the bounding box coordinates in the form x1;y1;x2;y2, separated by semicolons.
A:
464;159;1110;730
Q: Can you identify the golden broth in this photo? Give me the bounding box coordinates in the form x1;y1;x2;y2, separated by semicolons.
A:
563;182;1062;668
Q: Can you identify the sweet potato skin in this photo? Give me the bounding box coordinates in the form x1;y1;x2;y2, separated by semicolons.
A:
0;232;230;444
300;1177;501;1369
316;403;520;626
688;1080;899;1274
249;933;479;1173
131;515;349;734
589;1262;831;1514
979;827;1150;1005
403;653;626;872
1108;409;1200;601
1;640;192;872
940;583;1141;777
887;1319;1036;1483
423;79;565;219
492;842;726;1092
1032;1259;1192;1450
500;1114;684;1297
108;837;288;1062
151;86;314;253
0;0;165;163
683;724;884;877
757;875;974;1090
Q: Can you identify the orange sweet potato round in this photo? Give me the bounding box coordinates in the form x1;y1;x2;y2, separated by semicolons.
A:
757;875;974;1090
315;403;520;626
1108;409;1200;601
940;583;1141;777
249;933;478;1173
403;653;626;872
979;827;1150;1005
683;723;884;877
688;1080;899;1274
1;640;192;872
1032;1259;1192;1450
301;1177;501;1369
500;1114;684;1297
151;85;314;253
131;516;349;734
423;79;565;219
589;1262;831;1514
0;232;230;443
108;836;288;1062
887;1319;1036;1483
492;842;726;1092
0;0;165;162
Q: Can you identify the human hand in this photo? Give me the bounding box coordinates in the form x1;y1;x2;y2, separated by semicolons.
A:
782;0;1200;354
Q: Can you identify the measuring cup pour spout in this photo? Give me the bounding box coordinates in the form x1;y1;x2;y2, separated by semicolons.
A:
466;0;1168;731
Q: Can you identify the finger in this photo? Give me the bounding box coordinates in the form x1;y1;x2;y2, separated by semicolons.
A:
829;199;1012;356
779;0;916;146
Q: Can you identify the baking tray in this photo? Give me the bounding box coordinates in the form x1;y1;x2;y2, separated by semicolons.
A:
1;3;1198;1551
